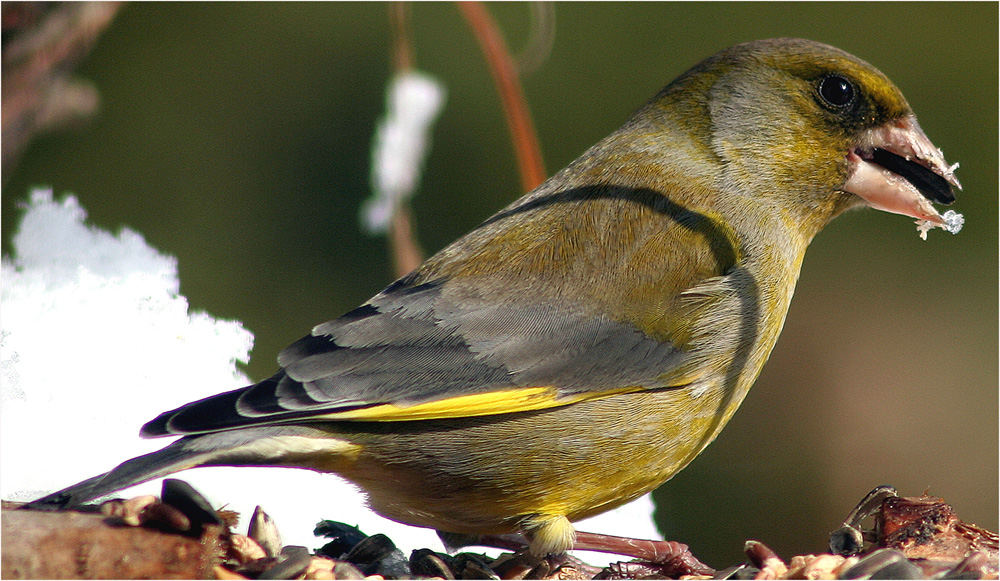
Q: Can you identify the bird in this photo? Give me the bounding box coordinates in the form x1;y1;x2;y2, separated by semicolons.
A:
26;38;961;567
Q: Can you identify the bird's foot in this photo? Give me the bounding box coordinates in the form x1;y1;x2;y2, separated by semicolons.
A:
440;530;714;578
573;530;715;578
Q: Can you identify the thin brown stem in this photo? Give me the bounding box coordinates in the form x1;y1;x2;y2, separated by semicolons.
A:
458;2;546;192
389;204;423;276
389;2;413;72
385;2;424;276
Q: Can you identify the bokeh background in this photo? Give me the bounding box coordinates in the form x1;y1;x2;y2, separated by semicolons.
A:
4;2;996;568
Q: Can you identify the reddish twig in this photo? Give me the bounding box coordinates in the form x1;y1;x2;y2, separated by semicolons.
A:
389;2;413;73
385;2;424;276
2;2;122;179
458;1;546;192
389;205;423;277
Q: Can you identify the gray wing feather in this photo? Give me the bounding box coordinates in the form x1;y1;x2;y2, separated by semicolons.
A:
279;279;682;405
144;278;684;436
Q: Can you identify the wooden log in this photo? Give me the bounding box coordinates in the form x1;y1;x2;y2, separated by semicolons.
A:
1;506;224;579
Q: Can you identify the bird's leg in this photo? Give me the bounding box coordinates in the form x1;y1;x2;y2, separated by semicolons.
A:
571;530;715;577
440;532;602;578
442;530;714;578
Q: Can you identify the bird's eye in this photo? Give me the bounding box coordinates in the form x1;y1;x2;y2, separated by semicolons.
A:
818;75;855;107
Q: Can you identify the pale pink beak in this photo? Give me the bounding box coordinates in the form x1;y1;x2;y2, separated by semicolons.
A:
844;115;961;229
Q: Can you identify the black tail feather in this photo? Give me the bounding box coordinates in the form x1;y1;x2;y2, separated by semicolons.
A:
20;438;208;511
19;424;333;512
20;472;113;510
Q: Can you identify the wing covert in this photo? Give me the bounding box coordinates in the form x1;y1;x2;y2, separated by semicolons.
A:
142;276;687;437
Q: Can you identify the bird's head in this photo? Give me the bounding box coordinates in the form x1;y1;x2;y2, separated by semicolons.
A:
653;38;961;237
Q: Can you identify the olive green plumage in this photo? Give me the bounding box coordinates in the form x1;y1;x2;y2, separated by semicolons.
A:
28;38;960;557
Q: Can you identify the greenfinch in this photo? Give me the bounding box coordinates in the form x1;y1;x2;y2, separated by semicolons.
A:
28;38;961;561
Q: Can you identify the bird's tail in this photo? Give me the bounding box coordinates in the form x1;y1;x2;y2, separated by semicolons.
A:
21;424;347;511
21;438;216;510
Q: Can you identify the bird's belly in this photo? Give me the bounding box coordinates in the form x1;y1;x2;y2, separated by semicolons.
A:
310;386;747;534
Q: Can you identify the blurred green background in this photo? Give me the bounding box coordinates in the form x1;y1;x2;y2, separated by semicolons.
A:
4;2;996;568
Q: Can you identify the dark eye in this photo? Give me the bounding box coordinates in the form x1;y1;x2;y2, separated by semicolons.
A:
818;75;855;107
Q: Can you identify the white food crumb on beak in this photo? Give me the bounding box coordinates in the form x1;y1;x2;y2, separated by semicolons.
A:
916;210;965;240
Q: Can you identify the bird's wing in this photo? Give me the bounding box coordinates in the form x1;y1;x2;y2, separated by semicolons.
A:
142;275;691;437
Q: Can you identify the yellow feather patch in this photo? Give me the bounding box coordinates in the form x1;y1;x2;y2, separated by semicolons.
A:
316;385;644;422
524;514;577;556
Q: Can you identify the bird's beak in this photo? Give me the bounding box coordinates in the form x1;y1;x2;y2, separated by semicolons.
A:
844;115;961;226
